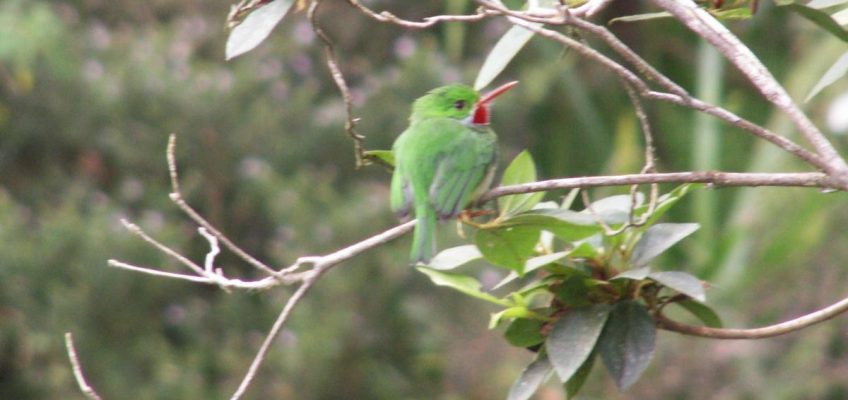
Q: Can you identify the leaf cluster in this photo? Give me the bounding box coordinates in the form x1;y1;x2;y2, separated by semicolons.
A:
416;152;720;397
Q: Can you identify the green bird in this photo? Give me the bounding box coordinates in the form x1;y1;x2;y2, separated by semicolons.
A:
391;81;518;264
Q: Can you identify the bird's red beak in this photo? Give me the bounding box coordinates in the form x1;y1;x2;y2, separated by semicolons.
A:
473;81;518;125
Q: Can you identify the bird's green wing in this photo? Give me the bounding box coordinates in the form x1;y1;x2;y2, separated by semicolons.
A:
428;126;497;220
390;136;413;219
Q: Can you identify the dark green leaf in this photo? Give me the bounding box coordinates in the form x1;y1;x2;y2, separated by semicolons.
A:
498;151;545;217
781;3;848;42
547;304;611;383
426;245;482;270
507;355;554;400
552;275;594;307
649;271;706;302
612;267;651;281
474;226;540;272
631;223;700;267
416;267;510;306
806;51;848;102
598;301;656;390
675;299;723;328
489;306;549;329
226;0;296;60
565;352;595;399
505;318;546;347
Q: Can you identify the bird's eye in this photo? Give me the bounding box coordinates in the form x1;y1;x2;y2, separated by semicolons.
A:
453;100;466;110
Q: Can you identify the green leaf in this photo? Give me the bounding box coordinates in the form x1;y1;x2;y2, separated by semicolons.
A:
609;11;673;24
630;223;700;267
806;51;848;102
612;266;651;281
226;0;296;60
474;226;540;272
474;24;539;90
505;318;546;347
547;304;611;383
711;7;753;20
564;352;595;399
426;245;482;270
636;184;701;227
498;151;545;217
551;275;594;308
363;149;395;168
781;3;848;42
489;306;549;329
507;355;554;400
492;251;572;290
675;299;723;328
501;208;603;241
581;193;645;225
598;301;656;390
649;271;706;302
416;267;510;306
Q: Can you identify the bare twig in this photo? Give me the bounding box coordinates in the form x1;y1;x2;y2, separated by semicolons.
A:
65;333;103;400
652;0;848;185
231;278;316;400
656;292;848;339
345;0;494;28
309;0;367;168
167;135;279;276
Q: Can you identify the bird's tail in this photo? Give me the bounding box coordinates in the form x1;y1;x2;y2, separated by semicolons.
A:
410;205;437;265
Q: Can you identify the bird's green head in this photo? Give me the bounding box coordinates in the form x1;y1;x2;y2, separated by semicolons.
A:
410;81;517;125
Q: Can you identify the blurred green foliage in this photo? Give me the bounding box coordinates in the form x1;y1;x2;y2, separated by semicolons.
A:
2;0;848;399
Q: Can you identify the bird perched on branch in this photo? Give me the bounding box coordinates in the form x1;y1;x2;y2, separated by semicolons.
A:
390;81;518;264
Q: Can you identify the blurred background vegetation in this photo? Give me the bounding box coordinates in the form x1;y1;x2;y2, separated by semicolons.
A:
2;0;848;398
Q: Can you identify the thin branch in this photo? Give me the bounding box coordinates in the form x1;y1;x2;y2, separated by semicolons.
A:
652;0;848;185
64;333;103;400
308;0;367;168
656;292;848;339
345;0;494;28
119;218;206;276
474;1;830;174
167;135;279;276
231;278;316;400
108;259;215;284
481;171;837;201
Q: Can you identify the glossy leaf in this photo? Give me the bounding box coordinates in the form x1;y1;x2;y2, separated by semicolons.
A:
498;151;545;217
426;245;482;270
416;267;509;306
475;24;539;90
226;0;295;60
505;317;546;347
565;352;595;399
675;299;723;328
547;304;611;383
781;3;848;42
501;208;603;241
649;271;706;302
489;306;549;329
636;184;700;227
598;301;656;390
581;193;644;225
806;51;848;102
507;355;554;400
474;226;540;272
631;223;700;267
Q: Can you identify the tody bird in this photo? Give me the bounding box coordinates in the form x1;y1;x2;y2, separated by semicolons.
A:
390;81;518;264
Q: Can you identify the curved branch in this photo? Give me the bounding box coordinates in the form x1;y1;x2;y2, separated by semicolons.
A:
656;293;848;339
